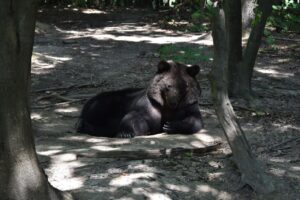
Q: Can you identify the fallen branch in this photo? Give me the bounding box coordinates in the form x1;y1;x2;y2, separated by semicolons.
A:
77;142;222;160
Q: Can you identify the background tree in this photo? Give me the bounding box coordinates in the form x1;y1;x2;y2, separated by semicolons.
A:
226;0;273;98
242;0;256;31
0;1;73;200
209;0;275;193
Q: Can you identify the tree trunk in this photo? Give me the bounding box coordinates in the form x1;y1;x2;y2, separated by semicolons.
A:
227;0;272;99
0;1;73;200
239;0;273;98
241;0;256;30
209;2;275;194
224;0;243;97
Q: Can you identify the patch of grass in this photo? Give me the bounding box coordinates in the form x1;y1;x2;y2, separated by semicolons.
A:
158;44;212;64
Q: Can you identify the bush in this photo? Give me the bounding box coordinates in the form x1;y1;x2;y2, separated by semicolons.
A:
268;0;300;32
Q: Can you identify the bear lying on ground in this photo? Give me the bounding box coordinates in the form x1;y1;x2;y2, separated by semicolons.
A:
76;60;204;138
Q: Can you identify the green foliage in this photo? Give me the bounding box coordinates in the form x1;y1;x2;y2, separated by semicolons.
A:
74;0;87;7
188;23;210;32
191;10;204;21
158;44;212;64
184;152;193;157
264;29;275;47
188;0;214;32
268;0;300;32
252;10;262;27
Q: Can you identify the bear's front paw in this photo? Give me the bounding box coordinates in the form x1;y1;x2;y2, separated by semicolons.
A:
116;132;136;138
163;121;180;133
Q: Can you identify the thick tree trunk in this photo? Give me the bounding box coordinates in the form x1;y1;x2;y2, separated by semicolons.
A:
210;4;275;194
0;1;73;200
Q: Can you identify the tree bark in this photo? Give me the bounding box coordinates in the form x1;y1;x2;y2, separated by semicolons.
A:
227;0;272;99
0;1;73;200
210;3;275;194
224;0;243;97
241;0;256;30
239;0;273;97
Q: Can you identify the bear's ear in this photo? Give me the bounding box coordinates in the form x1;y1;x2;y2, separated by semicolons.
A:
186;65;200;77
157;60;171;73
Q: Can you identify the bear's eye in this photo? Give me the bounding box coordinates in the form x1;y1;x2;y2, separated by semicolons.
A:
165;85;172;91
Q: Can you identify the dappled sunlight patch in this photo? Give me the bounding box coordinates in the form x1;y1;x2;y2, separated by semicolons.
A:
54;107;79;114
208;161;223;169
31;112;42;120
31;52;72;75
269;157;290;163
129;163;157;172
190;140;206;148
272;124;300;131
290;166;300;172
109;172;156;187
196;184;231;200
194;130;217;143
146;193;172;200
51;153;77;162
277;58;291;63
53;23;214;45
37;144;65;152
242;124;264;133
55;28;91;36
46;155;87;190
48;168;86;190
255;68;294;78
91;32;212;45
102;139;132;145
51;176;85;191
91;145;120;151
38;149;61;156
165;183;190;192
269;167;287;177
208;172;225;180
59;135;106;142
81;9;107;14
84;137;111;143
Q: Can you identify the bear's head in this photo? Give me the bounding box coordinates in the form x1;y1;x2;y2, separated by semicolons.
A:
147;60;201;110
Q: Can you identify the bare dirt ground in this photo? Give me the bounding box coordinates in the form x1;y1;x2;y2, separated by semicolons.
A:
31;7;300;200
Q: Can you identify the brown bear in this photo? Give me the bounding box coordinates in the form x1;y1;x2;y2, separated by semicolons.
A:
76;60;204;138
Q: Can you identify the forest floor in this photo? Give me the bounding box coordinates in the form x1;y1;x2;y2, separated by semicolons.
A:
31;7;300;200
